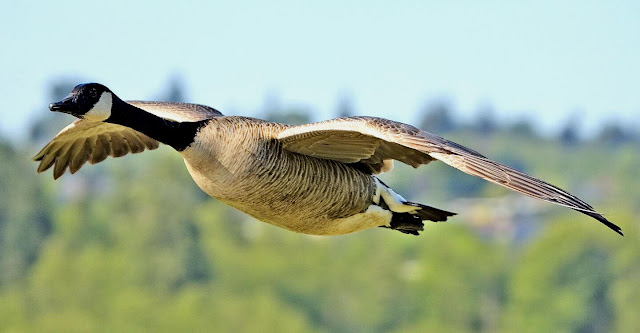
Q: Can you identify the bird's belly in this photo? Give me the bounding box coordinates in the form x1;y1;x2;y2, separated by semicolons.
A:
223;201;390;236
182;153;379;235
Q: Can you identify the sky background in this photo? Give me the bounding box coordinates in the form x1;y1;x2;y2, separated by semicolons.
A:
1;1;639;140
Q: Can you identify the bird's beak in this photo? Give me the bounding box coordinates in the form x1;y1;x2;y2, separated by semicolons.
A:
49;96;78;115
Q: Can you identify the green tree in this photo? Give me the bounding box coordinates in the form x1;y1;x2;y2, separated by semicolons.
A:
502;218;618;332
0;141;52;286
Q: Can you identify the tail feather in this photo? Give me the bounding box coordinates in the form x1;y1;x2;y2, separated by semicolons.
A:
381;201;457;236
374;177;456;235
385;213;424;235
403;201;457;222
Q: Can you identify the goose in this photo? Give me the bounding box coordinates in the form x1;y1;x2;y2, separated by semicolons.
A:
34;83;622;236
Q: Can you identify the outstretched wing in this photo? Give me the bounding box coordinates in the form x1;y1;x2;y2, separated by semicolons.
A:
33;120;159;179
33;101;221;179
277;116;622;236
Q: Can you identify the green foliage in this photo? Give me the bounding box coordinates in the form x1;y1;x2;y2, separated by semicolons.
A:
503;218;617;332
0;141;52;286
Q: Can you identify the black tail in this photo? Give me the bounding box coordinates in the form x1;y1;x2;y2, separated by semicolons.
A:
380;202;456;236
404;202;457;222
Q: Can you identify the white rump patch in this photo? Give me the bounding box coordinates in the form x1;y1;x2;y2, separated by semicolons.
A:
84;92;112;121
374;177;418;213
327;205;392;235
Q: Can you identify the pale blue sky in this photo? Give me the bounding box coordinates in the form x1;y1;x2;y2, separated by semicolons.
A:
1;1;639;140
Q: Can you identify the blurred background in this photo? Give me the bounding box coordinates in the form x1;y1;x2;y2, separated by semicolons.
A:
1;1;639;332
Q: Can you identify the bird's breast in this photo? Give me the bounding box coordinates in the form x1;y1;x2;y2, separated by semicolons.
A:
179;121;376;232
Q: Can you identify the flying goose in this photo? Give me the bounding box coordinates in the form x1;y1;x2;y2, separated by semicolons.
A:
34;83;622;236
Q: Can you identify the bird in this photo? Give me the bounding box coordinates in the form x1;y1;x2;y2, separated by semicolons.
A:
33;83;622;236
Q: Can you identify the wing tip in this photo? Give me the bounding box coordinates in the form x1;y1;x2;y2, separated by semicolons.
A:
53;169;65;180
607;223;624;237
584;211;623;236
33;152;45;161
609;225;624;237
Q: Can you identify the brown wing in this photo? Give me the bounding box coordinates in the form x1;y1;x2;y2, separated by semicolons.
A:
278;117;436;173
33;101;221;179
33;120;159;179
278;116;622;236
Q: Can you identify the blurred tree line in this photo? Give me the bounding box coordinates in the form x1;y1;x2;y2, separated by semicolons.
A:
0;78;638;332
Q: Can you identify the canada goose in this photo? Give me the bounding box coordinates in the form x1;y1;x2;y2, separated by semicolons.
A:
34;83;622;236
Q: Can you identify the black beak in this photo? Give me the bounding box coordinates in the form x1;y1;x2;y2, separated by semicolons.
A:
49;96;78;114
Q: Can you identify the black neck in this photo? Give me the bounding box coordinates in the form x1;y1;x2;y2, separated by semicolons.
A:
106;98;208;151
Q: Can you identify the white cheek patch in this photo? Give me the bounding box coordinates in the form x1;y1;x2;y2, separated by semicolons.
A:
84;92;112;121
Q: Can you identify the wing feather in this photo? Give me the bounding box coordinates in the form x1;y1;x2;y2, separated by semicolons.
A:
68;139;91;174
90;134;111;164
278;116;622;235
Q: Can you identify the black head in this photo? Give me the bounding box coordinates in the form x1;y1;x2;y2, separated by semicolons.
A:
49;83;114;121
